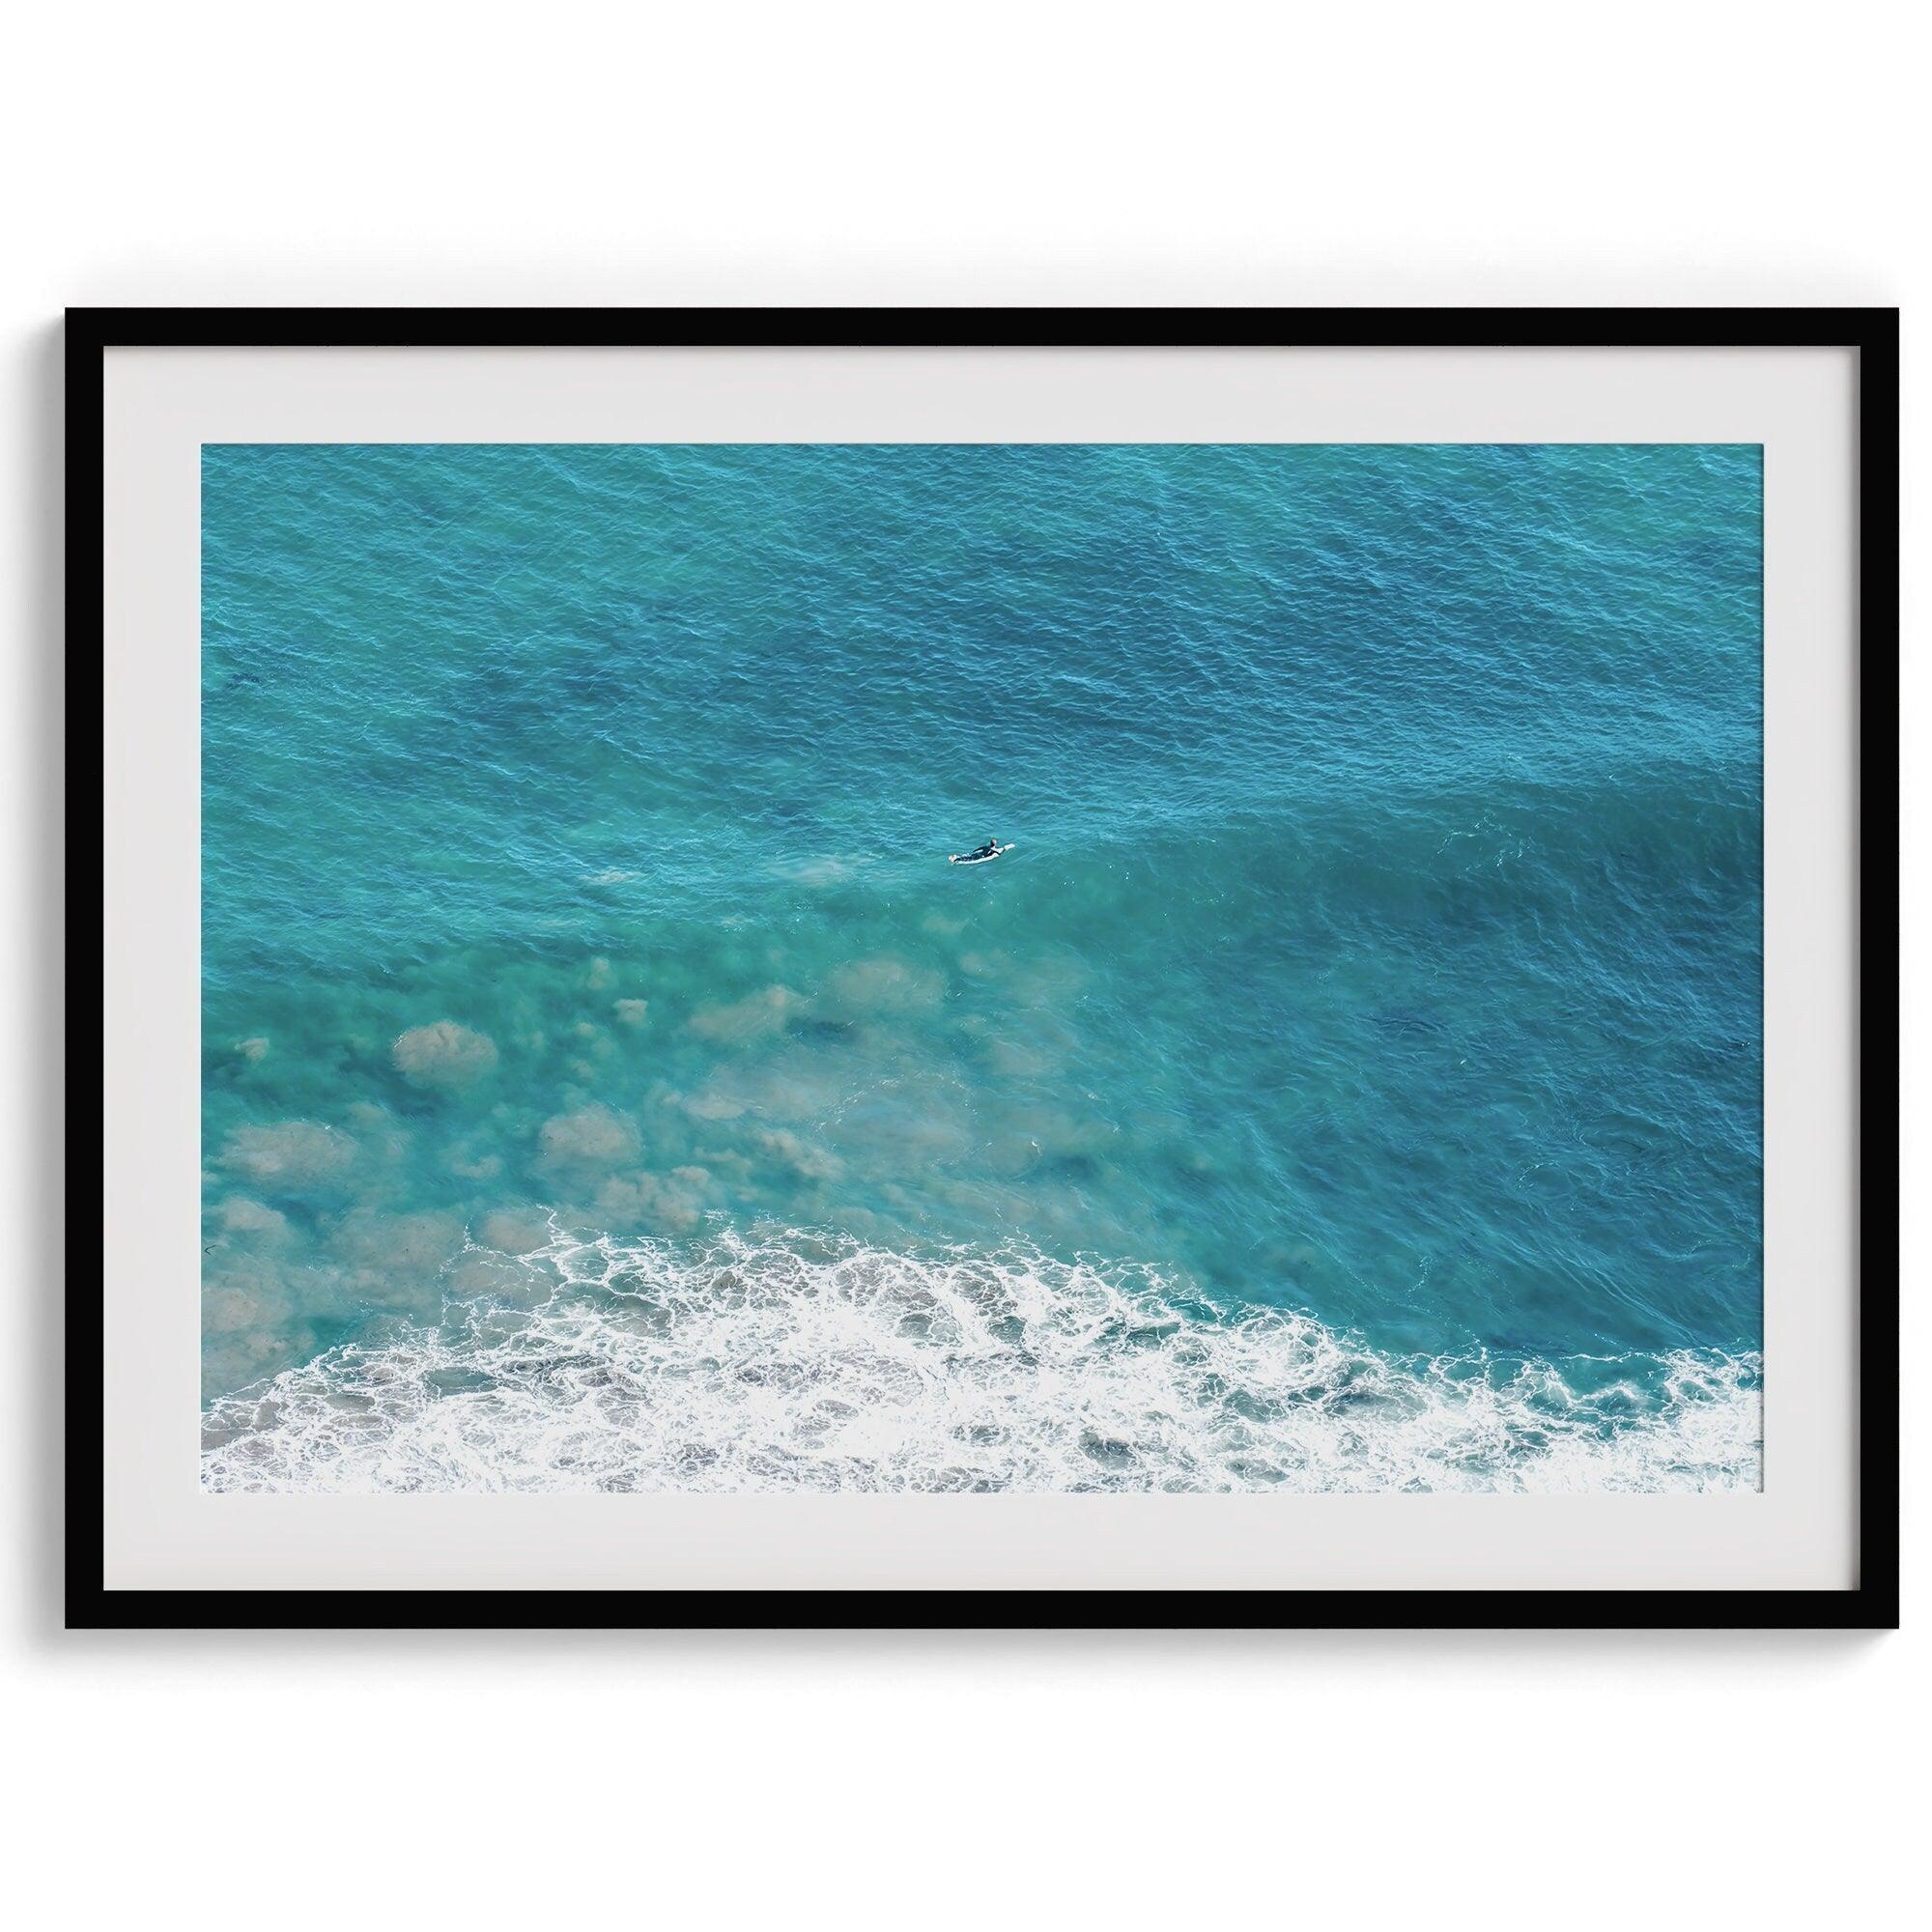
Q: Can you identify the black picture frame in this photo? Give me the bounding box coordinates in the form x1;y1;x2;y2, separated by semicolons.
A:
70;306;1900;1632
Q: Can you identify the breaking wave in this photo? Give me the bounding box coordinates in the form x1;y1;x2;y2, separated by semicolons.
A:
200;1226;1762;1493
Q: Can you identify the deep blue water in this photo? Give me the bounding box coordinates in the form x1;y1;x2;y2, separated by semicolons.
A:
200;444;1762;1492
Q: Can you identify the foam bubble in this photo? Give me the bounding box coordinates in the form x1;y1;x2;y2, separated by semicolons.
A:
202;1228;1762;1494
537;1104;640;1172
444;1139;505;1182
392;1021;499;1090
785;855;868;887
220;1120;358;1190
814;954;944;1019
328;1207;466;1274
680;1054;844;1125
592;1166;714;1235
213;1195;295;1247
751;1127;843;1182
343;1102;415;1168
688;985;801;1043
478;1207;557;1256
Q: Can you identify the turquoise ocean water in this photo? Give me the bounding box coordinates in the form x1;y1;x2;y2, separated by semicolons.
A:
200;444;1762;1492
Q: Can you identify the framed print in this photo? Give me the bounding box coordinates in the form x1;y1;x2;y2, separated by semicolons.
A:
76;308;1897;1628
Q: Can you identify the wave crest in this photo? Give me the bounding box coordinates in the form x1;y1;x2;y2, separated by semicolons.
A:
201;1227;1761;1493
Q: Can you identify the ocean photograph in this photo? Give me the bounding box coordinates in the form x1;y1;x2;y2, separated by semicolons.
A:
199;443;1763;1493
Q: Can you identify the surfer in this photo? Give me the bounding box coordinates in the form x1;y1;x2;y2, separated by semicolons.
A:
949;838;1010;865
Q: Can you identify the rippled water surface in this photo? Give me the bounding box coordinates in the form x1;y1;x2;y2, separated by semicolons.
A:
202;444;1762;1491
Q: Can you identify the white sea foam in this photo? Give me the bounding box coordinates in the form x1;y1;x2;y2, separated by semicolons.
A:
201;1227;1761;1494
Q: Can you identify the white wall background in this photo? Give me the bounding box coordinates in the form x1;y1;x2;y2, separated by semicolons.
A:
3;5;1917;1925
